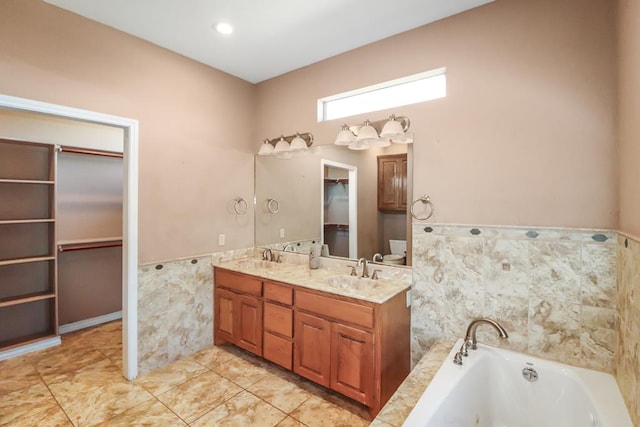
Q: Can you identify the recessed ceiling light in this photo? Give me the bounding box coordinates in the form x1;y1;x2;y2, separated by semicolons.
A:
215;22;233;35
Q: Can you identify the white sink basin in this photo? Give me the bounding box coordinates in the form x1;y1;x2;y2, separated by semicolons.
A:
325;275;382;290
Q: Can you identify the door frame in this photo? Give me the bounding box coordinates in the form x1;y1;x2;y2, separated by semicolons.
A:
320;159;357;259
0;94;139;380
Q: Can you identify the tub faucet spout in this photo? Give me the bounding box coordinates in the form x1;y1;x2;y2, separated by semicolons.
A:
465;318;508;350
453;318;508;365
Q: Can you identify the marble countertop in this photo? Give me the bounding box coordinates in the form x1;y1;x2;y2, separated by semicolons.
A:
212;257;411;304
371;339;456;426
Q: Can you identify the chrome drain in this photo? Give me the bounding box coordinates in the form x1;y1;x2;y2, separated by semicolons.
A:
522;366;538;382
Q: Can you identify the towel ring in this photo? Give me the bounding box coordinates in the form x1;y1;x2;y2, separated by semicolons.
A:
233;197;248;215
266;198;280;214
410;195;434;220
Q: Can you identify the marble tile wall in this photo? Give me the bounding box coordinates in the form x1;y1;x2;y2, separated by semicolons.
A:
615;233;640;426
137;248;255;376
411;224;617;372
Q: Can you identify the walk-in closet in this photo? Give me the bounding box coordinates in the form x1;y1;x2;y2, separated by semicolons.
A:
0;110;124;355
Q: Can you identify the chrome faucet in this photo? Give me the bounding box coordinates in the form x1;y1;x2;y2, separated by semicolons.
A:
357;257;369;278
453;318;508;365
262;248;273;262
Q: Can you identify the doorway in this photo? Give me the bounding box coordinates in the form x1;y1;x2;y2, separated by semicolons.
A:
320;159;357;259
0;94;139;380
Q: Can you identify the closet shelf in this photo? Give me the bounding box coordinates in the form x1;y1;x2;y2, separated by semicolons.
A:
0;219;55;225
0;256;55;267
324;223;349;230
0;179;55;185
0;292;56;308
0;332;58;352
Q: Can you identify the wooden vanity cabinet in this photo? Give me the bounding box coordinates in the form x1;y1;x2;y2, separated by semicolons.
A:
294;290;378;407
293;289;409;416
213;267;410;418
214;269;263;355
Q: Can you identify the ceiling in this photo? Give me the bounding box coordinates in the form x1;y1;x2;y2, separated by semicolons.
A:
43;0;493;84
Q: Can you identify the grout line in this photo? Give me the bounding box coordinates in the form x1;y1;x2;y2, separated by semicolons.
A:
154;395;190;426
186;387;245;425
37;371;75;426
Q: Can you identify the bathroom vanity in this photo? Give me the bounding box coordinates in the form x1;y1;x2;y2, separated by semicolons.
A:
213;259;411;418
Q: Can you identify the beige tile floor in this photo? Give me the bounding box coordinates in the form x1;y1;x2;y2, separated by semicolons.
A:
0;321;371;426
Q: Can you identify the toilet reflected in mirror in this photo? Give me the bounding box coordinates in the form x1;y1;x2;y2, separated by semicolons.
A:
383;239;406;265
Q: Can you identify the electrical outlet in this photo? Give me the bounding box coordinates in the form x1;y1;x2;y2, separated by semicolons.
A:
406;290;412;307
280;228;285;238
218;234;226;246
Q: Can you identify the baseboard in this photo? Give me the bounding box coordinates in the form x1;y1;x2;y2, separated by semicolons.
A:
59;311;123;335
0;336;61;361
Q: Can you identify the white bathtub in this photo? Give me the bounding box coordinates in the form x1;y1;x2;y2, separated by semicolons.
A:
403;339;632;427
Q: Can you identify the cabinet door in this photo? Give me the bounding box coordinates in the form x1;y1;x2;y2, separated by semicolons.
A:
236;293;263;356
378;157;399;210
293;311;331;387
331;323;374;406
215;288;235;345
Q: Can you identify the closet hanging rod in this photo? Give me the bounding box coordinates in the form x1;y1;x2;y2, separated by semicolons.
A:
58;146;123;158
58;241;122;253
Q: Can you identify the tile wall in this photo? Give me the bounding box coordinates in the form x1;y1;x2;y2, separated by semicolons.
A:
137;248;254;375
615;233;640;426
411;224;617;372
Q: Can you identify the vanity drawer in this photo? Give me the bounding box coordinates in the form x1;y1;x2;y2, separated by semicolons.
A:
264;281;293;305
263;332;292;370
264;302;293;337
295;290;374;329
215;268;262;296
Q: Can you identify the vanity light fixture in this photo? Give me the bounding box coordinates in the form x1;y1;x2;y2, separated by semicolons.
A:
258;132;314;156
334;124;355;145
273;136;290;153
333;114;412;150
258;139;275;156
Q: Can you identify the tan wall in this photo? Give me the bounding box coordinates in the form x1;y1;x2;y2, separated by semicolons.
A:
0;0;620;264
618;0;640;237
255;0;617;229
0;0;256;264
616;2;640;423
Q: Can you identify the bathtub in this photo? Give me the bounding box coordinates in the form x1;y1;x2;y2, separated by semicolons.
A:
403;339;632;427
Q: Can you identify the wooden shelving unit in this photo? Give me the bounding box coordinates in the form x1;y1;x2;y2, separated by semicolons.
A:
0;138;58;351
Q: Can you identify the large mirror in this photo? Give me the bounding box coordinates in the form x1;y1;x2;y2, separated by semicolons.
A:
255;143;412;265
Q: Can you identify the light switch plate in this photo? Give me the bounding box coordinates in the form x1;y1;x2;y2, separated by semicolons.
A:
279;228;285;238
218;234;225;246
406;290;411;307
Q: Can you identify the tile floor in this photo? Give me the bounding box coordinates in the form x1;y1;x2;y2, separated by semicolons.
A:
0;321;371;426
